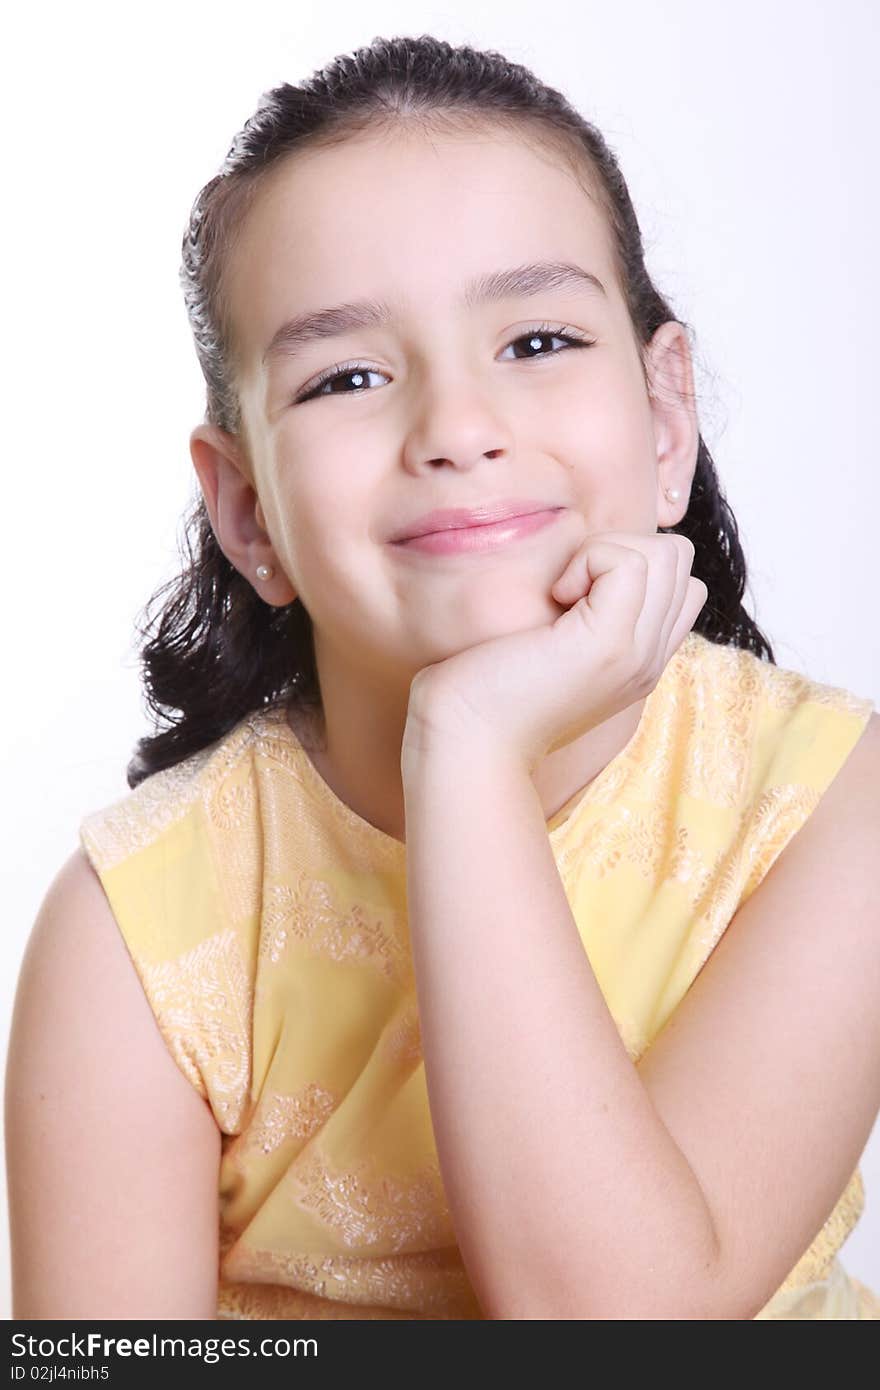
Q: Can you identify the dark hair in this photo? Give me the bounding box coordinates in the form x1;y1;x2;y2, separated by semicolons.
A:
125;33;775;790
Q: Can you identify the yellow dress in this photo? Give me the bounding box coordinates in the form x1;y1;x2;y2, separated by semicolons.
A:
77;631;880;1320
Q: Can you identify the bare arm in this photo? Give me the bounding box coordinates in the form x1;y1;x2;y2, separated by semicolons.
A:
6;848;222;1319
401;704;880;1320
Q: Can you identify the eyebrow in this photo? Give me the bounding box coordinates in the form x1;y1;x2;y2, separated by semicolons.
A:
261;259;607;367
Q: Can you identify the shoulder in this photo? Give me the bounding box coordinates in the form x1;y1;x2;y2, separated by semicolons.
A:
830;708;880;799
685;635;875;771
17;847;129;986
73;715;276;1130
8;845;221;1318
79;713;264;875
855;707;880;761
10;847;220;1131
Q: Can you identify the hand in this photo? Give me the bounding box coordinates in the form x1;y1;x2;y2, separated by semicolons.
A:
402;530;709;771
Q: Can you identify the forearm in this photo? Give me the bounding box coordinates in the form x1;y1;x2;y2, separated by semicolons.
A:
402;731;721;1319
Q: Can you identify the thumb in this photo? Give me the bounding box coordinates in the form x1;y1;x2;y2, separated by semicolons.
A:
551;554;585;605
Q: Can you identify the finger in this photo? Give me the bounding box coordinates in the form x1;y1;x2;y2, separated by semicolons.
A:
552;531;649;606
560;540;650;641
663;577;708;664
551;554;583;606
653;535;697;658
633;534;689;659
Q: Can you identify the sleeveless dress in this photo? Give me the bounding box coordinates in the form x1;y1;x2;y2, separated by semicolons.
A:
77;632;880;1319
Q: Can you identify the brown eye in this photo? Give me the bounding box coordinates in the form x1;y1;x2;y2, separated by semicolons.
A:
501;326;593;361
293;323;594;404
296;365;386;403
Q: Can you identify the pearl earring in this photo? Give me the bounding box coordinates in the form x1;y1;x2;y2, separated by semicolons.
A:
665;487;681;502
256;564;274;581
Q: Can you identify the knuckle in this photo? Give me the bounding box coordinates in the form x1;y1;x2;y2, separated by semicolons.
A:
634;644;658;685
634;668;658;697
623;549;650;573
598;633;628;668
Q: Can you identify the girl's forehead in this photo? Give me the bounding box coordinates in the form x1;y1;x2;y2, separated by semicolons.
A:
254;125;598;234
226;129;617;375
238;135;609;293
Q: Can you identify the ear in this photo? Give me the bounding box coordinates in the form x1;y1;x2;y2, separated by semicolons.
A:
188;423;297;604
644;321;700;528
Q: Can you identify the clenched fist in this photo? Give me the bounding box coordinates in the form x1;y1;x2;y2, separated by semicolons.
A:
402;531;708;772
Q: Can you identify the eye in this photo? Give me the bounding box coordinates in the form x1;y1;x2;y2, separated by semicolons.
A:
499;323;594;363
292;322;595;404
295;364;387;403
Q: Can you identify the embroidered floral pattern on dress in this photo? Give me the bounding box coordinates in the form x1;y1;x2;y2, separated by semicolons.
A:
285;1150;457;1254
221;1242;481;1317
257;876;412;987
381;1001;423;1069
223;1082;339;1167
139;929;252;1126
79;746;214;871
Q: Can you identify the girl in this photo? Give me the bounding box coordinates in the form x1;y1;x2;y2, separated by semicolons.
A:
7;34;880;1320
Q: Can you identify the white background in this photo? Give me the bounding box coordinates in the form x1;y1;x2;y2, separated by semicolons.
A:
2;0;878;1316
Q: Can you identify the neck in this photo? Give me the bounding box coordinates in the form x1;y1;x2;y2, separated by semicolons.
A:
288;665;647;844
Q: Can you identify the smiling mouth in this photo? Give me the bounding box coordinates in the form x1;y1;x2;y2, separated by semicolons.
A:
391;507;565;556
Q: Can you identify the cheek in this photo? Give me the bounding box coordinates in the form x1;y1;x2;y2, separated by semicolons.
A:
548;369;646;455
552;431;657;534
280;501;383;616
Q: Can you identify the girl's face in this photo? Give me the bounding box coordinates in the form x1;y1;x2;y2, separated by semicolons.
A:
204;125;696;696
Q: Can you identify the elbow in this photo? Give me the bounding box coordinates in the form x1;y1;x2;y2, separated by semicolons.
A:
484;1252;758;1321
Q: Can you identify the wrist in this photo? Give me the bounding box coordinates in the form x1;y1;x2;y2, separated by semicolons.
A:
402;692;519;778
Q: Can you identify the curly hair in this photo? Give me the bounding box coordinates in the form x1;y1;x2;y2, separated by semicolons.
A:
125;32;775;789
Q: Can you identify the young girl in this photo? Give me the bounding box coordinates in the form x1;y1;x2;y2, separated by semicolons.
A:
8;34;879;1320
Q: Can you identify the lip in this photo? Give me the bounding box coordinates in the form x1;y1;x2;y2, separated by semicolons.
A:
391;507;564;556
390;498;563;543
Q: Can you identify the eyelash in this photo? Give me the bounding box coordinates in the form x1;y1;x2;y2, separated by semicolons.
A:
292;323;595;404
